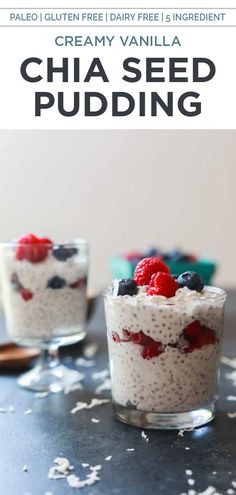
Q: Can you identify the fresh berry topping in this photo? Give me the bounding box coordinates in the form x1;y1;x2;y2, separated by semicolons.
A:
20;288;34;301
177;271;204;292
47;276;66;289
142;341;164;360
116;278;138;296
134;257;170;286
148;272;180;298
52;245;78;261
69;277;87;289
11;273;22;292
16;234;52;263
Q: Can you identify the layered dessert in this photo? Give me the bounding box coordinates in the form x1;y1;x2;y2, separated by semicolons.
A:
0;234;88;344
105;257;226;416
110;247;217;285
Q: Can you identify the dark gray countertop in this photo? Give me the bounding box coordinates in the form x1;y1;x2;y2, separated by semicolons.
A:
0;291;236;495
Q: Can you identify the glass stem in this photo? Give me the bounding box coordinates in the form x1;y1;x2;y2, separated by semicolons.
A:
39;346;59;370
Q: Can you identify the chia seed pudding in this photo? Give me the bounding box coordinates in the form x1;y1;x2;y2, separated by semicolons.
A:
0;235;88;344
104;257;226;427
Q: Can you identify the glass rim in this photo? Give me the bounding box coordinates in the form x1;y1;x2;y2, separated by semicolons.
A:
0;238;89;248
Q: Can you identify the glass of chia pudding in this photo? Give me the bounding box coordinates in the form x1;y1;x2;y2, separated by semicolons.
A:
0;234;89;392
104;257;226;429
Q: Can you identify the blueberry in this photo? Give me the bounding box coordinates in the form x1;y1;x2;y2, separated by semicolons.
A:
115;278;138;296
47;276;66;289
167;249;188;262
177;271;204;292
145;248;160;257
52;245;78;262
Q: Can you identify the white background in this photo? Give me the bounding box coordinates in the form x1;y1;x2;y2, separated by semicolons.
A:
0;129;235;291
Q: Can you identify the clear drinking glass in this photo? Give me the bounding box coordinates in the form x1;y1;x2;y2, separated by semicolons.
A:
104;286;226;429
0;239;89;392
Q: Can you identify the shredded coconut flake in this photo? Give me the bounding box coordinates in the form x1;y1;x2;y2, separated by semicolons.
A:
92;369;109;380
232;481;236;488
178;428;195;437
185;447;191;450
198;487;221;495
75;358;96;368
35;391;49;399
48;457;72;479
227;489;235;494
64;382;84;394
228;412;236;419
91;418;100;423
188;479;195;486
23;465;28;472
95;379;112;395
227;396;236;401
141;431;149;442
105;455;112;461
70;398;110;414
24;409;32;415
126;448;135;452
226;371;236;387
0;406;15;413
185;470;193;476
83;343;99;359
221;356;236;370
82;463;90;468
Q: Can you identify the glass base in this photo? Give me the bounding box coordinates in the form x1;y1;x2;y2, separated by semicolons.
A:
113;402;215;430
18;363;82;393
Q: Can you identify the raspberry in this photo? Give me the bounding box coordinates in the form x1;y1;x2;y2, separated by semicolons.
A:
134;257;170;286
125;252;143;262
142;342;164;360
183;320;202;340
147;272;180;298
202;326;218;345
112;332;121;342
69;277;87;289
183;321;218;353
16;234;52;263
20;288;34;301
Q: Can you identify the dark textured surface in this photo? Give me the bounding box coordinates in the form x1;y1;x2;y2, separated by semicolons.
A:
0;292;236;495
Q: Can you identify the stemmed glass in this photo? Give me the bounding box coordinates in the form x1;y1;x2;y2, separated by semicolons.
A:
0;238;89;392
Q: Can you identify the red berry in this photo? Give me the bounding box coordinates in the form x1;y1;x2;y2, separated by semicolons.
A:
183;320;202;340
16;234;52;263
147;272;180;298
112;332;121;342
142;342;164;360
125;252;143;262
134;257;170;286
201;326;218;345
20;288;33;301
183;322;218;352
70;278;87;289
